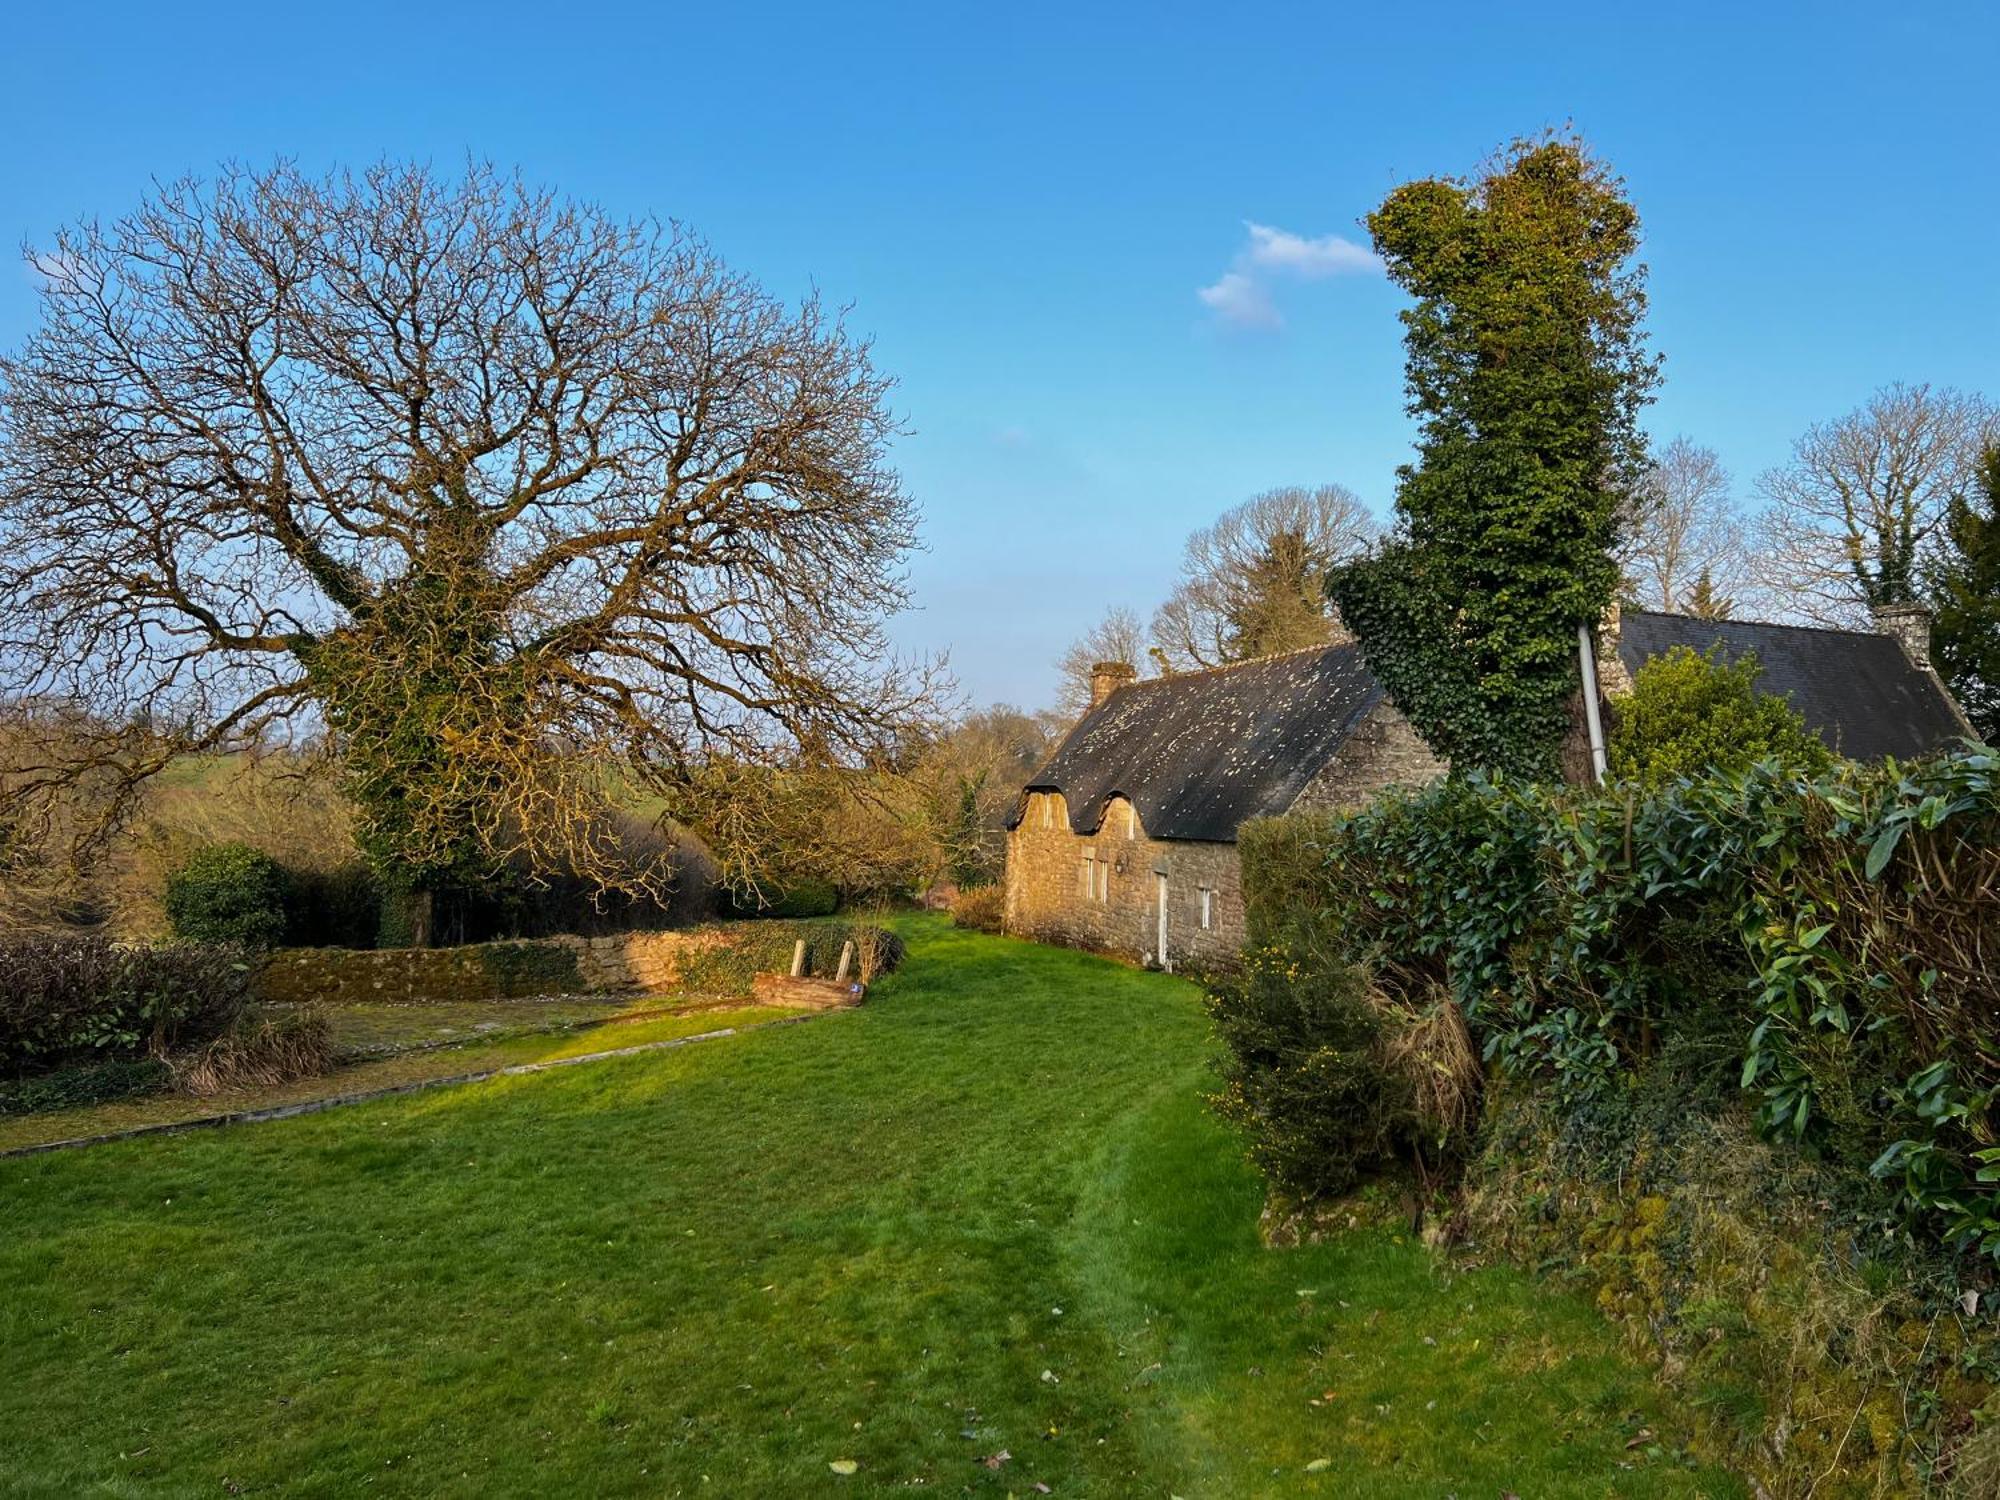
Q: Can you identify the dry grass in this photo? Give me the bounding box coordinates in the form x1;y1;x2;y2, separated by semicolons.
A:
1373;979;1482;1143
168;1011;337;1098
949;883;1005;934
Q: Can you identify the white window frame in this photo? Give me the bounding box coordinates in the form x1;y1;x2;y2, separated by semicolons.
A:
1125;803;1137;840
1079;849;1094;896
1199;886;1213;931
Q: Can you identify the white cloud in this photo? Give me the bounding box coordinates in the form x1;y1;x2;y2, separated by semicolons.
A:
1195;270;1280;331
1197;220;1380;330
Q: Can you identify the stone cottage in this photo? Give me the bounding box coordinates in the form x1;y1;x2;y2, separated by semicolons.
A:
1003;646;1444;971
1005;604;1971;971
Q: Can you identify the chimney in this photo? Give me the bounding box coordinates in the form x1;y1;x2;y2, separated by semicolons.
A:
1089;660;1137;708
1873;601;1933;671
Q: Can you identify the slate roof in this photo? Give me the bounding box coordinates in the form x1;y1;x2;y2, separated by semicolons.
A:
1013;644;1384;843
1616;610;1969;761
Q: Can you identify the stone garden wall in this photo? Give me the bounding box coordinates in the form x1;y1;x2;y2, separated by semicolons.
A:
256;923;832;1007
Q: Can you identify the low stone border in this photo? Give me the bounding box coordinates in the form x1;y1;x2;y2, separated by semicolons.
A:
1;1012;828;1160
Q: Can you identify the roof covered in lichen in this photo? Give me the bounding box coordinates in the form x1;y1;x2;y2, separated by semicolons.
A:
1012;645;1383;843
1615;611;1968;762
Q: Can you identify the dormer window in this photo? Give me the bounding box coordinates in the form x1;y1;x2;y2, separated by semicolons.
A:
1041;794;1054;829
1125;803;1137;840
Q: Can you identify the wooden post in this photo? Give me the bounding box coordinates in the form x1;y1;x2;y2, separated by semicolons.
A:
790;939;807;978
835;941;854;983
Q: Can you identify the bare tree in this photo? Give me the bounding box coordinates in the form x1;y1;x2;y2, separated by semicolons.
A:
1750;383;1997;626
1619;436;1750;615
0;161;940;928
1054;606;1149;716
1150;485;1375;671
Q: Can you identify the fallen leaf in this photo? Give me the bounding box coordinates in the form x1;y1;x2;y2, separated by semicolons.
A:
981;1449;1011;1469
829;1459;858;1476
1305;1457;1333;1472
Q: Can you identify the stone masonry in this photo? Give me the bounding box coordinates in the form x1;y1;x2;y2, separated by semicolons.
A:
1004;697;1443;970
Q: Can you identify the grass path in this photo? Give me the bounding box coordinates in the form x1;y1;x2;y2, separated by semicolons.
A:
0;919;1739;1497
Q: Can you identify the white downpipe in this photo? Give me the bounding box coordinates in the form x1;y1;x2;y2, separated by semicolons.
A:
1578;624;1608;785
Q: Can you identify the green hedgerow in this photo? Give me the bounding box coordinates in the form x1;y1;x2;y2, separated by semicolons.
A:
164;842;288;948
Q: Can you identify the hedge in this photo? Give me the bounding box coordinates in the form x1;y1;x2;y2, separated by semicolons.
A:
1228;750;2000;1492
1237;748;2000;1259
0;936;254;1075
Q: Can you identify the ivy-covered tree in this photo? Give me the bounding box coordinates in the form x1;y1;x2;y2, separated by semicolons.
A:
1928;447;2000;742
1330;135;1660;779
0;162;939;943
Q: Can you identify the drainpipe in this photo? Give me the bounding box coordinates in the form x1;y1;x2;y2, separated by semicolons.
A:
1578;624;1608;786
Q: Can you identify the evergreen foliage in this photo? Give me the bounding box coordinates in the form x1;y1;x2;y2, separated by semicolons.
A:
163;842;289;948
1330;135;1660;779
1682;566;1732;620
1607;644;1834;789
1928;447;2000;742
1232;749;2000;1260
1206;925;1410;1201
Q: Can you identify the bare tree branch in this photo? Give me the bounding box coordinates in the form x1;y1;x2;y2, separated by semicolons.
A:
0;161;943;898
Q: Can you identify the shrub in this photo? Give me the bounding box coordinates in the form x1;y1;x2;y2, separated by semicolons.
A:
722;878;840;920
164;842;288;948
0;936;253;1074
1236;749;2000;1258
1207;922;1412;1202
1607;643;1835;789
949;884;1005;933
279;861;382;948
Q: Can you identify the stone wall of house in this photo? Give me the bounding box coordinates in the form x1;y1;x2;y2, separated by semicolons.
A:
1003;700;1444;970
1003;792;1245;972
1286;698;1448;813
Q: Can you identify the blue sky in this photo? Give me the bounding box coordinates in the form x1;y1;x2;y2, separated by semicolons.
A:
3;2;1995;710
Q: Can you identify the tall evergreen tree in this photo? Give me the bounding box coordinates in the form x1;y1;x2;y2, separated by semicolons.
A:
1683;566;1733;620
1329;135;1660;779
1928;448;2000;742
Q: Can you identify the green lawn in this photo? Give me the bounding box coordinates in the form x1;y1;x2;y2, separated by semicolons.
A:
0;918;1740;1497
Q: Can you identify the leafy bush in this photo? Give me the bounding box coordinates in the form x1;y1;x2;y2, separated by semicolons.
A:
722;878;839;920
949;885;1004;933
0;936;253;1074
1236;749;2000;1260
1207;924;1413;1201
164;842;288;948
1607;643;1835;788
279;861;382;948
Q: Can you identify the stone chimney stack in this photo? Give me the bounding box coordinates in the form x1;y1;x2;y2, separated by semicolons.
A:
1089;660;1137;708
1873;601;1933;671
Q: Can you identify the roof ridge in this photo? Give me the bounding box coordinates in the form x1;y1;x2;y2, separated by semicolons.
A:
1624;607;1894;645
1111;638;1358;693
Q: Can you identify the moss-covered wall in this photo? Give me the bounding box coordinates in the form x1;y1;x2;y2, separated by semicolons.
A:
1458;1082;1998;1498
255;921;888;1007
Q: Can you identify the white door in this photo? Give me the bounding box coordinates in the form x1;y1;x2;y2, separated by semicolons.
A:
1155;872;1170;971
